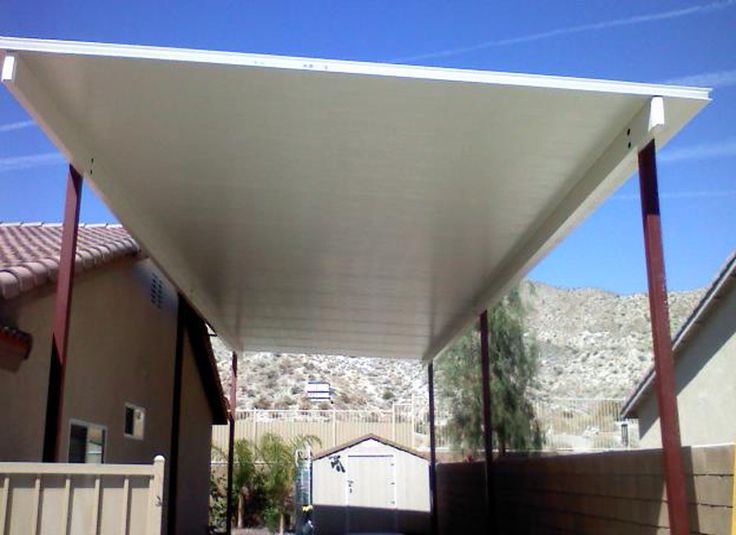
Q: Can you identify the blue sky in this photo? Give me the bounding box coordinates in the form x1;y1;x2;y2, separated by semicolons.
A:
0;1;734;294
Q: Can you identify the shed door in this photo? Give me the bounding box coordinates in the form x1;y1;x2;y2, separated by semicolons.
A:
347;455;396;532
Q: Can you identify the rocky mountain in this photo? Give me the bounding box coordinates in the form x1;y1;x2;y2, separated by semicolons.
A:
213;281;703;410
522;282;702;399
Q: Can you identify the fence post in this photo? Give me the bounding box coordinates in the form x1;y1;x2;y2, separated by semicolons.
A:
410;395;416;449
147;455;165;535
332;408;337;447
392;403;397;441
0;475;8;531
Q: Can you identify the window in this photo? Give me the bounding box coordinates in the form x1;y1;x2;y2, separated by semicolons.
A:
68;421;106;463
124;404;145;440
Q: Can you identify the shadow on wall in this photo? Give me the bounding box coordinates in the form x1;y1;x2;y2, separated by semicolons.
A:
313;505;430;534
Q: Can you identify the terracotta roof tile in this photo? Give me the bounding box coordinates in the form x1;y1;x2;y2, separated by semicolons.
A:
0;223;140;300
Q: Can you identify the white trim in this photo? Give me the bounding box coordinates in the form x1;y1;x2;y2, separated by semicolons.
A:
1;54;15;82
0;36;710;101
123;403;146;441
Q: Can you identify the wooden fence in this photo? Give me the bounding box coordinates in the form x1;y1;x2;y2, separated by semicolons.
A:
437;444;735;534
0;456;165;535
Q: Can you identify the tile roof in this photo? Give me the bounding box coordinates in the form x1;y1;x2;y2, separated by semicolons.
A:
0;222;140;300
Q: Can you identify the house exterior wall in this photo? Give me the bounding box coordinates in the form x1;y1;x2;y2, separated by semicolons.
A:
0;257;179;462
0;256;216;532
637;284;736;447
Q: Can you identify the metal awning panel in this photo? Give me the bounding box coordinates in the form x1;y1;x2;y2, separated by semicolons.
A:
0;37;709;360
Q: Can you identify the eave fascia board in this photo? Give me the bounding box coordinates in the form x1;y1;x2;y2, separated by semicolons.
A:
0;36;711;101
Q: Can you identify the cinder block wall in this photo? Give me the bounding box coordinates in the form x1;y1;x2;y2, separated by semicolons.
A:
436;444;734;534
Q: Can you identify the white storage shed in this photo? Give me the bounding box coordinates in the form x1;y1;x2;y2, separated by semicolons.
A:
312;434;430;534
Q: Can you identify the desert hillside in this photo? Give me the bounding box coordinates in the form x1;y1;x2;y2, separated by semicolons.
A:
213;280;703;410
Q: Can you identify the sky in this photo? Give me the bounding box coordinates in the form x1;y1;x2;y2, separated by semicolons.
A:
0;1;734;294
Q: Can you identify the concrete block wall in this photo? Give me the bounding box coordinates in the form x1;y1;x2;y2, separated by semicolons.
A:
436;444;734;534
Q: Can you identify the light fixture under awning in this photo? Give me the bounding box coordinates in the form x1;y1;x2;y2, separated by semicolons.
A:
0;37;710;360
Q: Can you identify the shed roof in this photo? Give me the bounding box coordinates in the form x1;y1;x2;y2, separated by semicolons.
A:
0;37;710;360
313;434;428;461
621;251;736;417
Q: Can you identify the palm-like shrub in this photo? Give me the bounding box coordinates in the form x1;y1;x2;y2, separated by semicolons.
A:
213;433;320;533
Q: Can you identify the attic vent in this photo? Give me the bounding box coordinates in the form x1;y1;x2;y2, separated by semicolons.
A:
149;274;163;309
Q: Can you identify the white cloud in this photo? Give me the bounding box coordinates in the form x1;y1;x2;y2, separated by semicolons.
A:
0;120;35;133
659;139;736;163
0;152;64;173
392;1;735;62
663;69;736;88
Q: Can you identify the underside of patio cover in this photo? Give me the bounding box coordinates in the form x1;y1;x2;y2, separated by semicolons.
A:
0;37;709;360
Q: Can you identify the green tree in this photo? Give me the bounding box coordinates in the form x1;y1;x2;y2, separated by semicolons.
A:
212;440;266;529
436;287;543;456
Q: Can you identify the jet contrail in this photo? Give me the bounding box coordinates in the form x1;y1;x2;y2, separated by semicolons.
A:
0;120;35;133
392;1;735;62
0;152;64;173
659;139;736;163
664;69;736;89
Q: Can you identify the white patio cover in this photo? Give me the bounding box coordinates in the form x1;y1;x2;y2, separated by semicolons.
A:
0;37;709;360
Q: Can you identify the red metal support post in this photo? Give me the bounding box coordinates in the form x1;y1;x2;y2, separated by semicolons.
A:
638;139;691;535
226;351;238;534
42;165;82;462
427;362;439;535
479;310;494;530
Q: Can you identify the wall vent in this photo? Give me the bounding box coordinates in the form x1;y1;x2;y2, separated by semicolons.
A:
149;274;163;309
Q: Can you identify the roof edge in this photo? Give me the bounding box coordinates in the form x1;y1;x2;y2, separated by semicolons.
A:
0;223;141;301
621;250;736;418
0;36;711;101
313;433;428;461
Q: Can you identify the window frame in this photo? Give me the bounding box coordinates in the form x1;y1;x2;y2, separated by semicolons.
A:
67;418;107;464
123;403;146;441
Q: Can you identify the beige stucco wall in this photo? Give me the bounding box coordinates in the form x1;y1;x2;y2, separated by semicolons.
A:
0;256;217;533
0;257;178;462
637;284;736;447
